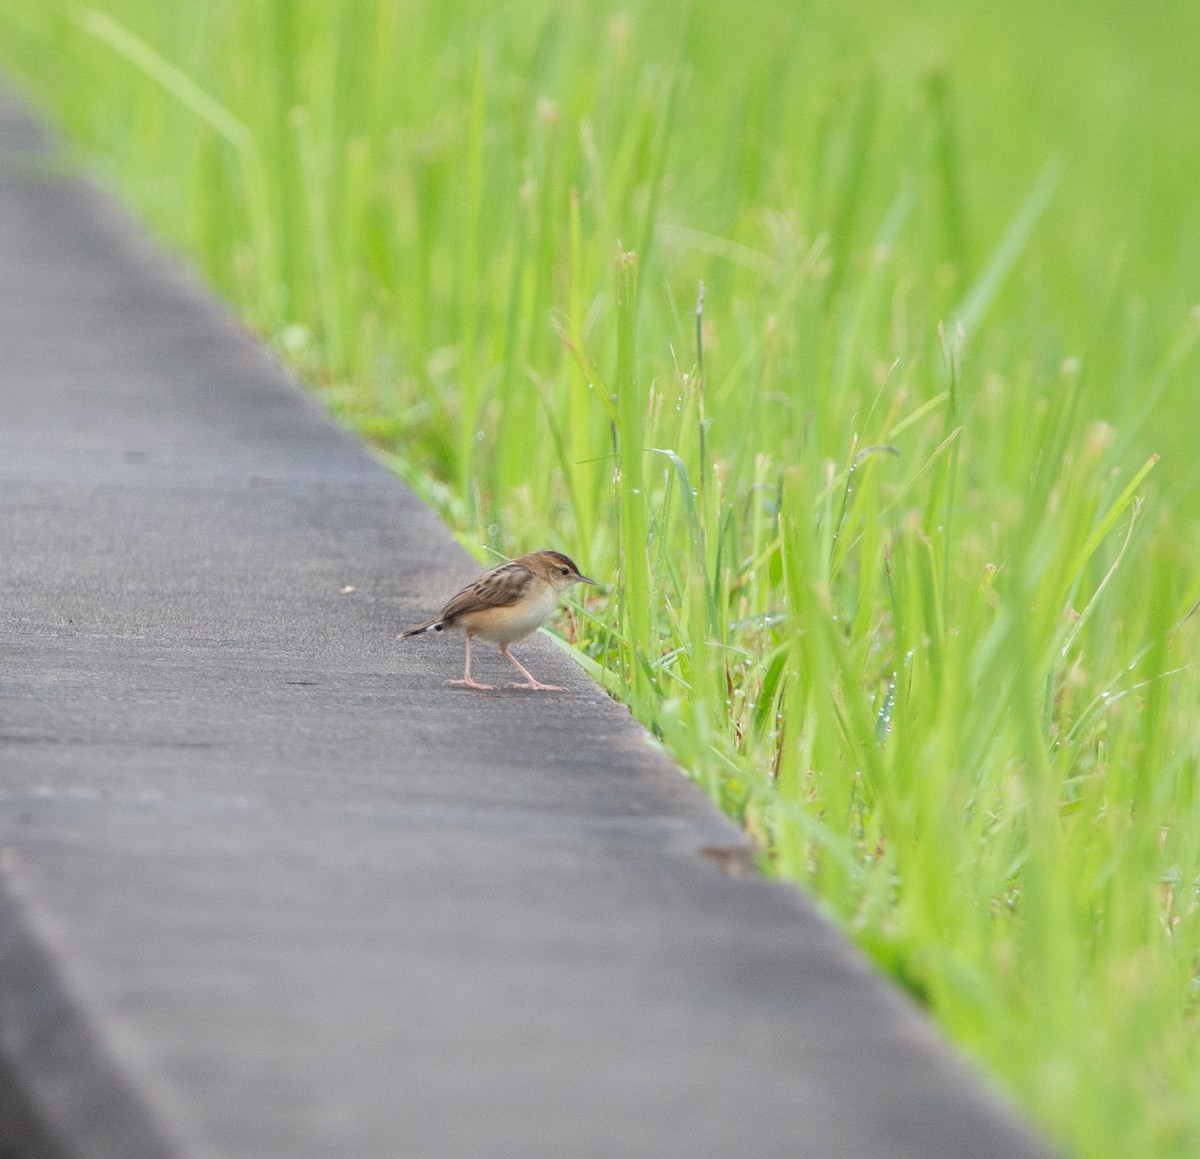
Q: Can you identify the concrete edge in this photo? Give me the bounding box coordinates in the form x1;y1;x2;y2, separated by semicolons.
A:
0;865;181;1159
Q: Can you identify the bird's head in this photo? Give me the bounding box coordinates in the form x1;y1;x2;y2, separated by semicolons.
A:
528;550;597;592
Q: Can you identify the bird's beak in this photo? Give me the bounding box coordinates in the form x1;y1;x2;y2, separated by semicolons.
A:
578;574;597;586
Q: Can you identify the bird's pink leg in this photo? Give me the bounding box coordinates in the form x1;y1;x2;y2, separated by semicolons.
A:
501;644;563;691
446;632;494;690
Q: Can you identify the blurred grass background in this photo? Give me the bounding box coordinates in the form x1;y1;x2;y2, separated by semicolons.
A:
2;2;1199;1155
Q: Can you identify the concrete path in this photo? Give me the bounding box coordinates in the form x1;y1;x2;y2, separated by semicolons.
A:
0;90;1056;1159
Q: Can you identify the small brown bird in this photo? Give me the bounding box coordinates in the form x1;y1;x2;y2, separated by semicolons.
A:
399;550;595;691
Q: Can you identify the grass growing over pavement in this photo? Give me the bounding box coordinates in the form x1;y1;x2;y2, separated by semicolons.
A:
4;2;1200;1154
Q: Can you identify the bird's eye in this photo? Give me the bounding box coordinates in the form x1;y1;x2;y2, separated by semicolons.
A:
560;566;571;576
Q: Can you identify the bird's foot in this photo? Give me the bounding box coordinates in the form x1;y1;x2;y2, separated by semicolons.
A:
508;680;564;692
445;678;494;691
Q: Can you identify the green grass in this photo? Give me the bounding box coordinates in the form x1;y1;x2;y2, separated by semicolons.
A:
4;2;1200;1154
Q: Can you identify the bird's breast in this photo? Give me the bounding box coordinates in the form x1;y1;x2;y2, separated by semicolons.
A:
464;584;561;644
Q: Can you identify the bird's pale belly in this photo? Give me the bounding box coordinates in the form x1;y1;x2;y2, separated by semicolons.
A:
465;585;561;645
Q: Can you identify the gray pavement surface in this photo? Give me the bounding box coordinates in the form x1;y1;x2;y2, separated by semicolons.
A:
0;88;1057;1158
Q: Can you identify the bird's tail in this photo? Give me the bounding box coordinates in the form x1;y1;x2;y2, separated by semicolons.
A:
398;619;444;638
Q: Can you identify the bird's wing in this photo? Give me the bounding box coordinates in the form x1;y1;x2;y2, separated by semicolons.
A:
439;560;535;621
